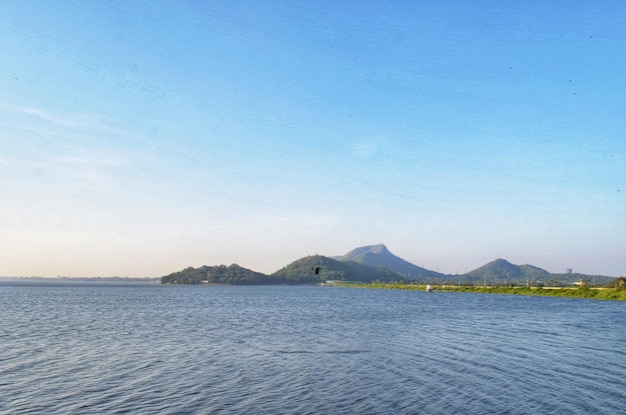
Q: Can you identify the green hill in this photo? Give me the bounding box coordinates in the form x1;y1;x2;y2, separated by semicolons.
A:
462;259;613;286
161;264;271;285
271;254;404;283
463;259;550;283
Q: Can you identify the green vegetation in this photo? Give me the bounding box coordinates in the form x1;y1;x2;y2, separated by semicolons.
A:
342;280;626;301
605;276;625;290
161;264;274;285
270;255;340;284
265;254;404;284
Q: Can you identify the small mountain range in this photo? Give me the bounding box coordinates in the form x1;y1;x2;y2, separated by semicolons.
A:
161;244;615;286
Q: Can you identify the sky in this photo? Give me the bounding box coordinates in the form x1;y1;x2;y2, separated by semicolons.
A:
1;1;624;278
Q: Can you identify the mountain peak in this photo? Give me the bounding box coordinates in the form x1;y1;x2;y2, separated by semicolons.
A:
370;243;388;253
342;244;388;257
334;244;442;280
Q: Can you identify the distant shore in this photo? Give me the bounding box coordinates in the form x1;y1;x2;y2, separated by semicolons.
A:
0;276;160;283
341;283;626;301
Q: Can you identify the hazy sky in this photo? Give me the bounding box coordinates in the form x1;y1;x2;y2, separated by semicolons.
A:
1;1;624;277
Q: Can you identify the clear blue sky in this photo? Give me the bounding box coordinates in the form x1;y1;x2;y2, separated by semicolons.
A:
1;1;624;277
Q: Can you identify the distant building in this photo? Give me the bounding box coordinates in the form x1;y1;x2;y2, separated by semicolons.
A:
566;268;573;275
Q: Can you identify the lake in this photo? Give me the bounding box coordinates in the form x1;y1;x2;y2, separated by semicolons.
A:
1;282;625;414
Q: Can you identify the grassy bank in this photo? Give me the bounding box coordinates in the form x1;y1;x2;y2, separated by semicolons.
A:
341;283;626;301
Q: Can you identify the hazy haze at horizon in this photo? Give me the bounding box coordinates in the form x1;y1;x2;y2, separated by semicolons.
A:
1;1;624;277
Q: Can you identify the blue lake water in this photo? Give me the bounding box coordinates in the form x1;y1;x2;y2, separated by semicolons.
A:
1;282;625;414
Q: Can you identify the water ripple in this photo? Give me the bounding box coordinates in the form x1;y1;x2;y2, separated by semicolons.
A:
1;284;625;414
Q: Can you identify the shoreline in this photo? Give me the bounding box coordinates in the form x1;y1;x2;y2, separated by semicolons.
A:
340;283;626;301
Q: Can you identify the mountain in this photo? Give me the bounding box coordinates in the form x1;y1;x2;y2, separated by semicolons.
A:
161;244;616;286
462;259;614;286
271;254;404;283
333;244;444;280
462;259;550;283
